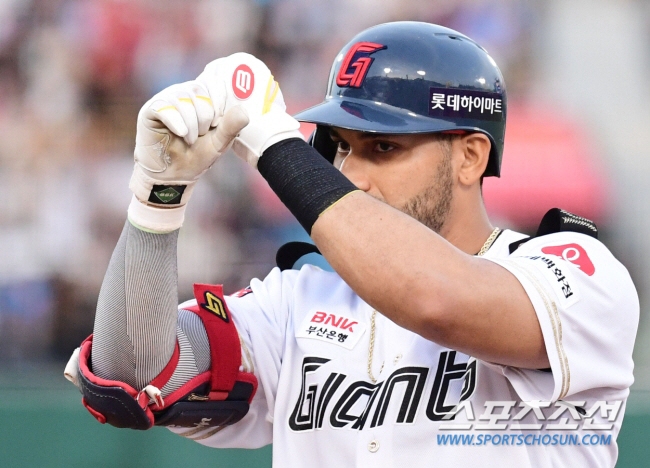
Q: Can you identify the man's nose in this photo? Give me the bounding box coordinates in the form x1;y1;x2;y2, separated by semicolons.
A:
339;153;372;192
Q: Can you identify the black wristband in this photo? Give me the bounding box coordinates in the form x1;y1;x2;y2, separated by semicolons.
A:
257;138;358;234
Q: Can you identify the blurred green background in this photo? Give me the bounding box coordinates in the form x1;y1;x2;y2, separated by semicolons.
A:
1;0;649;466
0;365;648;466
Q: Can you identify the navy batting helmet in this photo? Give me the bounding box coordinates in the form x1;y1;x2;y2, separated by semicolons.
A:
293;21;507;177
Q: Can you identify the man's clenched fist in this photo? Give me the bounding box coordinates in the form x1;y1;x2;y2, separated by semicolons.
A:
196;53;304;167
128;80;249;232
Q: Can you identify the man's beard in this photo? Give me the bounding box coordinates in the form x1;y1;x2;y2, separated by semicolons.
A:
399;149;453;233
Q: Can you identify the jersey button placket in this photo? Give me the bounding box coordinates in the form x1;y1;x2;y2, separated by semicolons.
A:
368;439;380;453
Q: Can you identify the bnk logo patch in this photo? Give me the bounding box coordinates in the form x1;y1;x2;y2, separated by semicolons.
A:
296;310;367;350
336;42;386;88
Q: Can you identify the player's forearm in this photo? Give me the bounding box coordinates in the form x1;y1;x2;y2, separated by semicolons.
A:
311;191;467;331
257;139;460;331
258;140;547;368
311;193;549;368
91;220;179;390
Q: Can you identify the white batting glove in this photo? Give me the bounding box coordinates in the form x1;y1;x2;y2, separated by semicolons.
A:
196;53;304;168
128;80;249;232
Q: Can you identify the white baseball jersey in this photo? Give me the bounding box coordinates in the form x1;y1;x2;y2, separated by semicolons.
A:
169;229;638;467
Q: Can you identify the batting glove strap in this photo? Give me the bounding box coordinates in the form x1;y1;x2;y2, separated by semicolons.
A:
127;196;186;234
129;162;197;208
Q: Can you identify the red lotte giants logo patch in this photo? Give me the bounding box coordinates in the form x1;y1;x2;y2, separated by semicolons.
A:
541;244;595;276
336;42;386;88
232;64;254;99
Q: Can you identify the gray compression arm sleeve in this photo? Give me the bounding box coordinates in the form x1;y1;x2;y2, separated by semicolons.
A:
91;221;209;394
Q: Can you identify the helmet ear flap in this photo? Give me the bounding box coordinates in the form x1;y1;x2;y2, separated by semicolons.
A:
483;149;501;177
308;125;338;164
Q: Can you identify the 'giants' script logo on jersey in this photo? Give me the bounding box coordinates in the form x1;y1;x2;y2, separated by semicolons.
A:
336;42;386;88
232;64;254;99
541;244;595;276
288;352;476;432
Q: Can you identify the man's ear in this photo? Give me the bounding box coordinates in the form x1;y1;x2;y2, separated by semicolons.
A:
457;133;491;186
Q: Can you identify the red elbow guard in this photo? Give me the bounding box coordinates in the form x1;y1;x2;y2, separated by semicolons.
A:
76;284;258;430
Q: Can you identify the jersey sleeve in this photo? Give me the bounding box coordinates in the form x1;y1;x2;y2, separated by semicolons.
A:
484;232;639;402
167;266;298;448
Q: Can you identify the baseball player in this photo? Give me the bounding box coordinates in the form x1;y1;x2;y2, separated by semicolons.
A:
64;22;638;467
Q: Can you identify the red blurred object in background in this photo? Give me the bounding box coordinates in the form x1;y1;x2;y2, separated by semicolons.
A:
484;103;610;227
83;0;149;87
